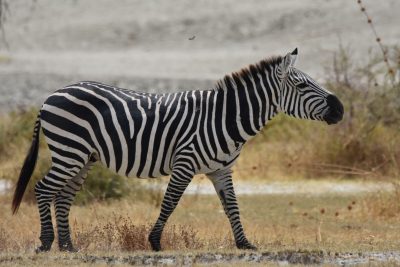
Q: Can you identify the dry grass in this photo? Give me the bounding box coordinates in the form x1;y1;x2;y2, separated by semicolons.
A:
0;187;399;267
362;182;400;219
1;189;399;255
73;216;202;252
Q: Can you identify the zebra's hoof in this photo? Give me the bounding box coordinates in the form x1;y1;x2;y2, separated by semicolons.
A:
59;242;78;252
148;231;162;251
35;244;51;253
149;239;161;251
148;235;161;251
236;240;258;250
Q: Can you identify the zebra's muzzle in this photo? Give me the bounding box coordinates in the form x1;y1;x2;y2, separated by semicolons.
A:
324;95;344;125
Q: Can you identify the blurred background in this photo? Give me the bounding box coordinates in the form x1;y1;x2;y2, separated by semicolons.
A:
0;0;399;198
0;0;399;109
0;0;399;258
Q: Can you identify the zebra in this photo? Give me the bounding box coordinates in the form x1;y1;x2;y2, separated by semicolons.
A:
11;48;343;252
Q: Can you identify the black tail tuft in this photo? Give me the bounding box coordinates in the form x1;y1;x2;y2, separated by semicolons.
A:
12;114;41;214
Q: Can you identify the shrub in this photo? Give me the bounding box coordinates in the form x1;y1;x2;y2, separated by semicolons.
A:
75;164;131;205
241;46;400;179
306;46;400;178
73;215;202;251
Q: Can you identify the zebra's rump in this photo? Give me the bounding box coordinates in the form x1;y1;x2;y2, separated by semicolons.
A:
39;81;189;179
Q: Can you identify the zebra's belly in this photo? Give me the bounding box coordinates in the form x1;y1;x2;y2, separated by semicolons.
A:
194;148;243;176
100;151;174;179
104;150;239;179
197;156;239;175
128;167;173;179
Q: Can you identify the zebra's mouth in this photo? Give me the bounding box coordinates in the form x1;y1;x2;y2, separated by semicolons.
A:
323;95;344;125
324;112;343;125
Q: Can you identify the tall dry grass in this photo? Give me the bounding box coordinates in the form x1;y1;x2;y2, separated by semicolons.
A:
73;217;203;251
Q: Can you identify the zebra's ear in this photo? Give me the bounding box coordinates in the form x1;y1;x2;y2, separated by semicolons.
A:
281;48;298;74
290;48;298;64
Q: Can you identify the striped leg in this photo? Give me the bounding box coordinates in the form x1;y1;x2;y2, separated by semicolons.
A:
34;165;78;253
208;170;257;250
55;160;94;252
148;161;194;251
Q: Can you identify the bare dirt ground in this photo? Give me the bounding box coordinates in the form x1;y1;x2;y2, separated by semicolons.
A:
1;250;400;266
0;0;399;112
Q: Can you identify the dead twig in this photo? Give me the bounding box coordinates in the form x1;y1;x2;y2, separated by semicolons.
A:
356;0;394;81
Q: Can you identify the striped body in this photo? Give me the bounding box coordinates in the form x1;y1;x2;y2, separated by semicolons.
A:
12;49;344;252
42;82;246;179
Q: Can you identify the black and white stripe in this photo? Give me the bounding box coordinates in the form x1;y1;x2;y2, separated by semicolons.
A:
12;48;343;252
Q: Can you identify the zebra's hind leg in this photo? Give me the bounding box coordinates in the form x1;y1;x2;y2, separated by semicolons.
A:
207;170;257;250
55;159;95;252
148;161;194;251
34;164;78;253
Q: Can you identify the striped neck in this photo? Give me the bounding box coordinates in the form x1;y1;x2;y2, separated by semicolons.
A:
216;56;283;143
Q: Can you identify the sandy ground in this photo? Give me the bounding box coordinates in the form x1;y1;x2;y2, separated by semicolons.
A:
0;0;399;112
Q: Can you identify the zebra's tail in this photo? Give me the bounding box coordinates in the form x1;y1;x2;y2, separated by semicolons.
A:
12;112;41;214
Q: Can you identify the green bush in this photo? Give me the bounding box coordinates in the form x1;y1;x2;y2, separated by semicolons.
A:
74;164;131;205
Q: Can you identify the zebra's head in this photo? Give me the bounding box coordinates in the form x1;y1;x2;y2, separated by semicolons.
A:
278;48;344;124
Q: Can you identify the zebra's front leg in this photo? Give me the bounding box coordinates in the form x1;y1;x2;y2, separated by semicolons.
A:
148;163;194;251
208;170;257;250
54;161;92;252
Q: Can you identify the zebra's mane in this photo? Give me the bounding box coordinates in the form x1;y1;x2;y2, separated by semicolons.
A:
216;56;283;90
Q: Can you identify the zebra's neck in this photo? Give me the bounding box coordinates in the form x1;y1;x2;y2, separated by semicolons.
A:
216;56;282;143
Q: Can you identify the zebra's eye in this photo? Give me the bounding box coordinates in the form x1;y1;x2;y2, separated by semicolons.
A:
297;82;308;89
